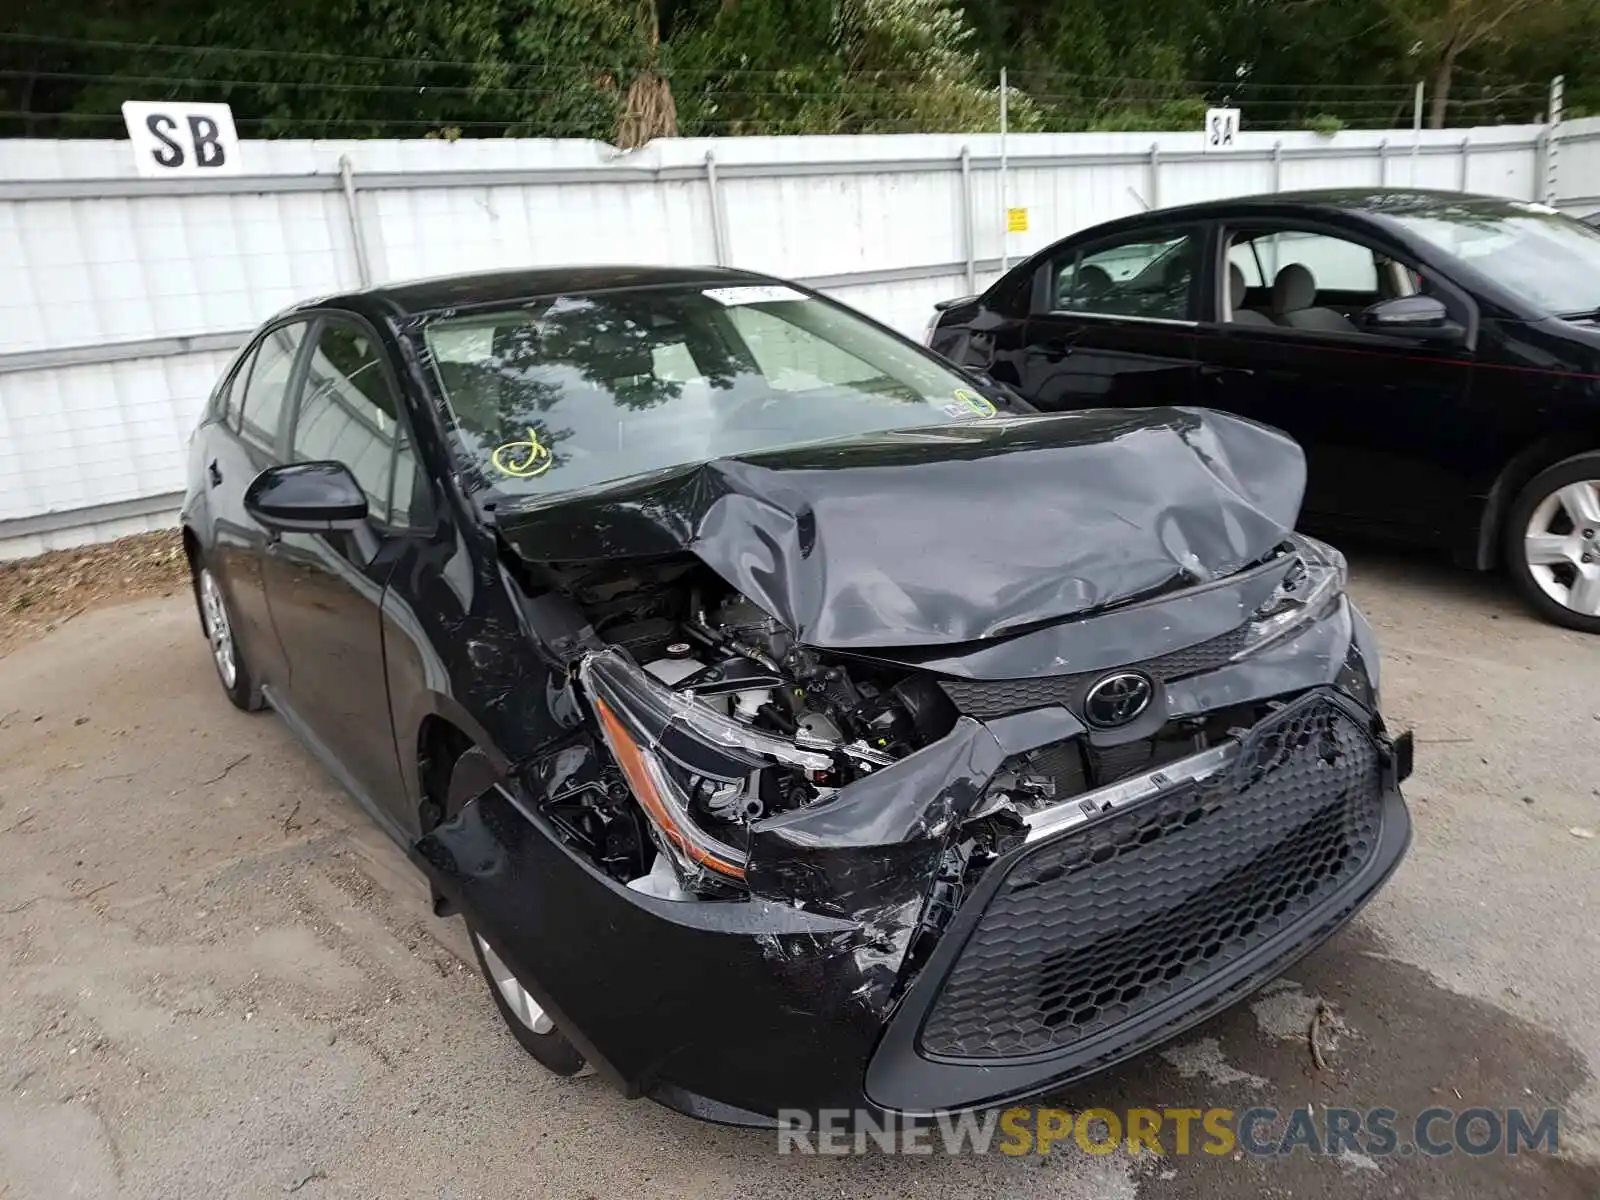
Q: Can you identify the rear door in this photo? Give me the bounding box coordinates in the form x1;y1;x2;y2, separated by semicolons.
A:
1013;225;1202;411
205;319;311;691
1195;222;1478;539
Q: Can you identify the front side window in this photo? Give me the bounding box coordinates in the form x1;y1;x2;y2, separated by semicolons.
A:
419;285;997;498
1248;231;1379;295
1391;201;1600;317
290;322;402;523
1050;232;1196;321
238;322;308;453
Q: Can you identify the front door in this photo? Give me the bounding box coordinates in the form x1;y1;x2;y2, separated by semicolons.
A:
1196;224;1477;541
1009;226;1202;412
260;316;422;835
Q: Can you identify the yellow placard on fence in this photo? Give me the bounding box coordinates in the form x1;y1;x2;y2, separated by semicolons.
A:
1006;207;1029;233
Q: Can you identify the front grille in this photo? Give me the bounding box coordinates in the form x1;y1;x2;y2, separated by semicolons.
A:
938;625;1249;719
919;696;1382;1060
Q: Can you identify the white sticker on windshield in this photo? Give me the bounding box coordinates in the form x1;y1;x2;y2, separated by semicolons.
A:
702;285;809;306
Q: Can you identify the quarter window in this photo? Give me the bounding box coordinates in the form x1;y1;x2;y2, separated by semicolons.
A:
237;323;308;453
1050;232;1197;321
290;322;404;525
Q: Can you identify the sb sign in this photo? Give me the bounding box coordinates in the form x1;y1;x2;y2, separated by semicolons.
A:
1204;108;1241;152
121;101;242;177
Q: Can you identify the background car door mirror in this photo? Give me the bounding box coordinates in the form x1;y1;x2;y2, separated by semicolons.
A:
244;462;369;532
1359;295;1463;343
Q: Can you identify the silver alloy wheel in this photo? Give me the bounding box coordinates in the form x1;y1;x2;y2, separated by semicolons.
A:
1524;479;1600;617
476;933;555;1035
198;568;238;689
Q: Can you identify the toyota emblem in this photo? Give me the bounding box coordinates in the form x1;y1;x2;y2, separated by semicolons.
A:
1084;671;1155;728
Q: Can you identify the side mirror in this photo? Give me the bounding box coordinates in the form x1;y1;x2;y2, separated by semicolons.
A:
245;462;369;533
1359;295;1463;343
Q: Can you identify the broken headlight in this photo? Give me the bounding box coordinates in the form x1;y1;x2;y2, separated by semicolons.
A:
578;650;881;887
1232;534;1348;660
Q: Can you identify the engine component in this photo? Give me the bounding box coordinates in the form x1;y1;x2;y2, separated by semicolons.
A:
643;648;708;687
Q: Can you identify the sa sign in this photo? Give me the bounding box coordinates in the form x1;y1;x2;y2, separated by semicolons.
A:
1204;108;1241;152
121;101;241;177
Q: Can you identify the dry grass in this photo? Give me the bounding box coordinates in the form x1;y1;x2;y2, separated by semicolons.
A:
0;530;189;656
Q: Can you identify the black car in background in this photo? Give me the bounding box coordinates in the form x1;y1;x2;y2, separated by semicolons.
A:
181;265;1411;1124
928;190;1600;633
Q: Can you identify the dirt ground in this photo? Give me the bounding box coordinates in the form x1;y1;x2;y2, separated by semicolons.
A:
0;531;188;657
0;547;1597;1199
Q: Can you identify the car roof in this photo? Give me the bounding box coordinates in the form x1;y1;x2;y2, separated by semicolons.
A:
299;264;781;320
1113;187;1547;229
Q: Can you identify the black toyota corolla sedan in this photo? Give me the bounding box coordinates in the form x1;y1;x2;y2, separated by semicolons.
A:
180;266;1411;1125
927;190;1600;633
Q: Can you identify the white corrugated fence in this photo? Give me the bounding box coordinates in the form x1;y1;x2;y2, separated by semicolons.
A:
3;116;1595;558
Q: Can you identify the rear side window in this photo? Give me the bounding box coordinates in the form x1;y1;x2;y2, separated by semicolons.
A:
1048;231;1197;320
238;323;308;453
208;349;252;429
290;321;404;524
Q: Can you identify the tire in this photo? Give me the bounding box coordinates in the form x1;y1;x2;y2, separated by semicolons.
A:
467;921;585;1076
193;559;264;711
442;752;585;1077
1503;451;1600;634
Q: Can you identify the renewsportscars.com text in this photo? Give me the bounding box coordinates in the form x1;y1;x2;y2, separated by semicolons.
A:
776;1106;1560;1158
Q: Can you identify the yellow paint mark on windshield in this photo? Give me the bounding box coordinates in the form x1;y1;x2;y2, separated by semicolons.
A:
491;428;553;478
953;388;996;417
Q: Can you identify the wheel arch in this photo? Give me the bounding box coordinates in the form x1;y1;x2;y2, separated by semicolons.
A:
1474;431;1600;570
411;701;514;832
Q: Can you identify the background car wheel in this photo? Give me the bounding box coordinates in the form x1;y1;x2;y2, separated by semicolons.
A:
194;561;264;711
1505;452;1600;634
443;750;585;1077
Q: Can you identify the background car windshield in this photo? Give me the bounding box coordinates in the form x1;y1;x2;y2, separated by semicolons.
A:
1393;203;1600;316
420;285;990;495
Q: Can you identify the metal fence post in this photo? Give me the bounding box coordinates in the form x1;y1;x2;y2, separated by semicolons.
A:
1272;140;1283;192
704;151;729;266
1545;75;1564;204
1458;137;1471;191
338;154;372;287
1377;138;1388;187
1411;82;1424;186
960;145;976;292
999;68;1010;273
1148;143;1161;210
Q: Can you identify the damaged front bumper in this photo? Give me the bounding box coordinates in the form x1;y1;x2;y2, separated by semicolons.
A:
415;599;1412;1124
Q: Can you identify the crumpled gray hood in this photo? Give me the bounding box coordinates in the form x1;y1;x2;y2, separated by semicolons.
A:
495;407;1305;649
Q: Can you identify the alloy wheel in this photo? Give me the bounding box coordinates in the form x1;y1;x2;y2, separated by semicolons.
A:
475;933;555;1035
198;569;238;689
1523;480;1600;618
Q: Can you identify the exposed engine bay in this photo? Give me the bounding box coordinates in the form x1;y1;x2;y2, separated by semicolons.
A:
529;555;962;896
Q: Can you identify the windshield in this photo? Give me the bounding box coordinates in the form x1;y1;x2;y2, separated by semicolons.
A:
1391;202;1600;317
418;284;996;497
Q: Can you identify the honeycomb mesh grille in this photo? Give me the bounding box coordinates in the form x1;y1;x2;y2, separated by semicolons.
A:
919;697;1382;1060
938;625;1249;718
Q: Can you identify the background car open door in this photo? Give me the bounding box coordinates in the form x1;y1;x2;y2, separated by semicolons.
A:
1194;222;1477;543
1012;225;1202;411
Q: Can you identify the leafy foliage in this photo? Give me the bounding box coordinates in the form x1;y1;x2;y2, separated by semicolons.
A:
1;0;1596;140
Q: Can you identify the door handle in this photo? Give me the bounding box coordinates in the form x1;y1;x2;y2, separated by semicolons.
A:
1041;346;1073;363
1199;364;1253;379
207;459;224;487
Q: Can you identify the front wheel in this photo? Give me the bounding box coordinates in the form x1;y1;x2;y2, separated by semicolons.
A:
443;751;585;1076
1504;452;1600;633
468;923;585;1076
